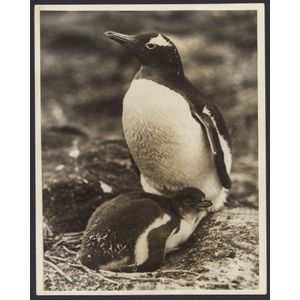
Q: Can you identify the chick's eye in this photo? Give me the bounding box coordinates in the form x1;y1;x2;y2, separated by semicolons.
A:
183;199;192;206
146;43;156;49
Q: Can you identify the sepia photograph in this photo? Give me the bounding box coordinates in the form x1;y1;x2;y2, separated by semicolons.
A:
33;2;267;296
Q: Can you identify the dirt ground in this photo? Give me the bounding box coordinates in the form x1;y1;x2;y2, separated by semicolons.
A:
42;137;259;291
43;207;258;291
40;10;259;292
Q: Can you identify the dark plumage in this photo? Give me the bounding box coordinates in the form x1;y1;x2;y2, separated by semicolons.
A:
80;189;211;272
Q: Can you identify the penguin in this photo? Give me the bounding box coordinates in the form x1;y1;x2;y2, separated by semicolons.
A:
80;188;211;272
104;31;232;225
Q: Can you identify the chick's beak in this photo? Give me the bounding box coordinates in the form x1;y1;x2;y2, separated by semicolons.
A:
196;200;213;208
104;31;137;46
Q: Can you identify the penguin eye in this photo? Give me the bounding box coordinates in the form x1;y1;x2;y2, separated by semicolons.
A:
183;198;193;206
146;43;156;50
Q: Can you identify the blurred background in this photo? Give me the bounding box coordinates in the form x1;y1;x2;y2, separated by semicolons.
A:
40;10;258;161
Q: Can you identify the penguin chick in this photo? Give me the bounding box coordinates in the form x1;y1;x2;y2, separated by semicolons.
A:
80;192;178;273
172;187;213;222
80;189;211;272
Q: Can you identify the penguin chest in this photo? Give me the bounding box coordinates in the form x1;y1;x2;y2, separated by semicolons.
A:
165;218;196;252
123;79;219;195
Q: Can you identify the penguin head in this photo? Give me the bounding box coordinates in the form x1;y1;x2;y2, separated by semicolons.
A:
173;188;212;217
105;31;183;74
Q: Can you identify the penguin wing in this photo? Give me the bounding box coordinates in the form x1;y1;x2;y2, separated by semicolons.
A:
192;103;232;189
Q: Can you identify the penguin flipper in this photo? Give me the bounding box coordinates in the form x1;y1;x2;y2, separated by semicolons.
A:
192;108;232;189
135;221;177;272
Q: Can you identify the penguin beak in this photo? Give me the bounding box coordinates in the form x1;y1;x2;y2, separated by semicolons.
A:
104;31;137;46
196;200;213;208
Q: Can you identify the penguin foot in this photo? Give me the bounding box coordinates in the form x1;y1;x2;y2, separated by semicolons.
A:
207;189;227;213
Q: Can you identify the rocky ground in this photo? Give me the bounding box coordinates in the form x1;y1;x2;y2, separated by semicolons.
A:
42;131;259;291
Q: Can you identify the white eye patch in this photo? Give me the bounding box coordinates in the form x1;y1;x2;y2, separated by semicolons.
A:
148;34;172;47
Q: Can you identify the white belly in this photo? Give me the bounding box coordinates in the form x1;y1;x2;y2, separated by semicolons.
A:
123;79;221;199
165;219;195;252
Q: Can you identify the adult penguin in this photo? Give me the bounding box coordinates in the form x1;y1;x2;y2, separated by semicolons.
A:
105;31;232;221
